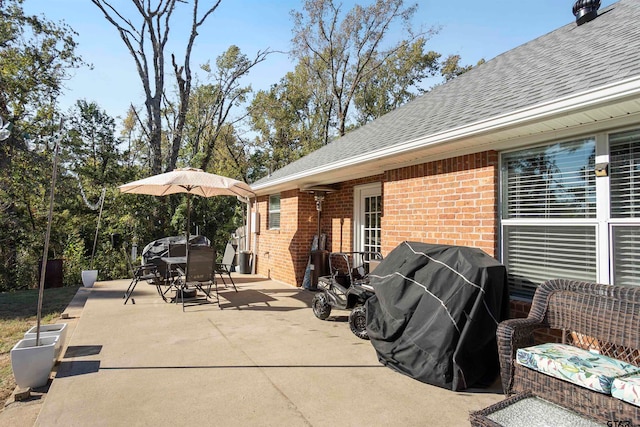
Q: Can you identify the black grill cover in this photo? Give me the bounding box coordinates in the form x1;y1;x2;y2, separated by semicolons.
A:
365;241;509;391
142;235;211;265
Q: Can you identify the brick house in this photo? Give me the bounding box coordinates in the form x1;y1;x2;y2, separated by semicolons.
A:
248;0;640;314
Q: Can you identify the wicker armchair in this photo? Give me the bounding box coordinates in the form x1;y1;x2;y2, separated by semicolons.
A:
497;279;640;425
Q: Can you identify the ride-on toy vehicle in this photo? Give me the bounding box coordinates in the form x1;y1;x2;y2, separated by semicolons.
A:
312;251;382;339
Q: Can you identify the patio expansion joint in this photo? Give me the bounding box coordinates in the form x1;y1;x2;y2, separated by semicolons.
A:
207;318;313;426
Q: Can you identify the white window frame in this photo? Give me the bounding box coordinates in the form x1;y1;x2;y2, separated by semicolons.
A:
499;134;599;298
353;182;382;253
499;126;640;298
268;194;280;230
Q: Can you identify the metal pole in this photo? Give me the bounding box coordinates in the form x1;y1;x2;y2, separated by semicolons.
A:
90;187;106;270
37;133;61;345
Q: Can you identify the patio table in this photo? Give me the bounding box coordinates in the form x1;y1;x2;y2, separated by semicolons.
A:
469;391;605;427
160;256;198;301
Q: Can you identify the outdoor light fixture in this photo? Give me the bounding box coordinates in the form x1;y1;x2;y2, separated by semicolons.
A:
595;162;609;177
302;186;337;238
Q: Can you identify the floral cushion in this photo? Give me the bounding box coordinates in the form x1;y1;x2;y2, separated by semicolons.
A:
612;374;640;407
516;343;640;394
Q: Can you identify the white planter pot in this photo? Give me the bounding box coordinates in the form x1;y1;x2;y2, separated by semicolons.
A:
24;323;67;360
82;269;98;288
11;336;58;389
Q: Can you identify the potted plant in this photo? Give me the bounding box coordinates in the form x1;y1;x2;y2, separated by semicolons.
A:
24;323;68;360
10;336;58;389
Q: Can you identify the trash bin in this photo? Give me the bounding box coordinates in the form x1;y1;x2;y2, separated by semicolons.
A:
310;250;329;290
39;259;63;289
238;251;252;274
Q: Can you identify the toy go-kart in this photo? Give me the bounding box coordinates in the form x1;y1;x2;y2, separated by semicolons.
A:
312;251;382;339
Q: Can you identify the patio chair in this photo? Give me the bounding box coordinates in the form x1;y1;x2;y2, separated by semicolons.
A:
124;262;165;305
168;242;186;257
175;246;219;311
215;243;238;292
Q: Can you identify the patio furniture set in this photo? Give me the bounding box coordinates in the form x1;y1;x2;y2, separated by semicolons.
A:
123;240;238;310
471;279;640;426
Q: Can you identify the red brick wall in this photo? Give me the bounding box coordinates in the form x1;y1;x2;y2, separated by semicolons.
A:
322;176;384;253
382;152;499;257
253;189;318;285
254;152;499;286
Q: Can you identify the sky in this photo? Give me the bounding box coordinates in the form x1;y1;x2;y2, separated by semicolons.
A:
22;0;618;124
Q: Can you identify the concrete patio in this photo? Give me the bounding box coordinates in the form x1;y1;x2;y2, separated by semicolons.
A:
4;275;504;426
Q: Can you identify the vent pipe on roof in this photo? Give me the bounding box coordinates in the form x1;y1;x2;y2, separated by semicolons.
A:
573;0;601;26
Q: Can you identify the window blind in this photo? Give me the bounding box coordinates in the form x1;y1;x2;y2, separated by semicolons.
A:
612;226;640;286
502;139;596;219
504;225;597;297
610;129;640;218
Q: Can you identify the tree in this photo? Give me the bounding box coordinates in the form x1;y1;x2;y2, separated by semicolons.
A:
66;100;120;183
353;37;440;126
63;101;129;281
249;62;329;172
291;0;437;138
0;0;84;290
177;45;270;171
0;0;84;148
91;0;222;174
440;54;485;82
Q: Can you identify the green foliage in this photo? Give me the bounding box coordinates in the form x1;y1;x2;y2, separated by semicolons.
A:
0;0;85;123
93;240;128;281
353;38;441;126
291;0;433;137
440;54;485;82
248;62;329;175
62;231;86;287
0;0;483;294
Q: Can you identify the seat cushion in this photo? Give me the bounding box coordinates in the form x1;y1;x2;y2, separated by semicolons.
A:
612;374;640;407
516;343;640;394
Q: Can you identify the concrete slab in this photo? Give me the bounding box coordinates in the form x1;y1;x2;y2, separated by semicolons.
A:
8;276;504;426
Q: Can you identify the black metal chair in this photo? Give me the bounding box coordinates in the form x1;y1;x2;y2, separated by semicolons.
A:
124;263;164;305
215;243;238;292
175;246;218;311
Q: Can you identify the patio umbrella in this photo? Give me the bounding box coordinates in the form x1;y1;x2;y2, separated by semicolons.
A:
118;167;255;268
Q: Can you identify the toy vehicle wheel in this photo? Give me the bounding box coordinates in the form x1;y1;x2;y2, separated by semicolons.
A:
312;293;332;320
349;305;369;340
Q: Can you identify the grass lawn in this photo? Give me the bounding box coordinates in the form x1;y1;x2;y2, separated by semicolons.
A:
0;286;79;405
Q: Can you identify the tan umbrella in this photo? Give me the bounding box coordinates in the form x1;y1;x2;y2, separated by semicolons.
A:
119;167;254;198
119;167;254;267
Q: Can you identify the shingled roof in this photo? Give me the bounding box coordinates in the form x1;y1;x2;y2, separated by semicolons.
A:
253;0;640;192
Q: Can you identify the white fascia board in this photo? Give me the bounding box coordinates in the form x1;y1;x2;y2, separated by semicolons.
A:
252;75;640;192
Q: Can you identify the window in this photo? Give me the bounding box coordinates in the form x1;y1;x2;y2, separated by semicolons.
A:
268;194;280;229
501;138;597;298
501;129;640;298
609;129;640;286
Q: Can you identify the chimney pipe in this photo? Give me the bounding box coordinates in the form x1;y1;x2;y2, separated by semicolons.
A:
573;0;601;26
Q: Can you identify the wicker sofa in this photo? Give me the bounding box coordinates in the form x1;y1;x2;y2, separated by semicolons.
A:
496;279;640;425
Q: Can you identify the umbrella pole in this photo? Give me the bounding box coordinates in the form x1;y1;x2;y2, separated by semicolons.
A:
185;193;191;277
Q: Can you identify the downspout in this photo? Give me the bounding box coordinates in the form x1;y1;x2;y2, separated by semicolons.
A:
250;197;258;274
